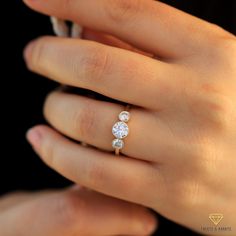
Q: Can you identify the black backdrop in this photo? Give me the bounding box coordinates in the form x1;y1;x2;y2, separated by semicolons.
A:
1;0;235;235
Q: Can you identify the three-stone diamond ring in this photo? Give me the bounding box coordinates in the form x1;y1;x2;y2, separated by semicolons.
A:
112;105;131;156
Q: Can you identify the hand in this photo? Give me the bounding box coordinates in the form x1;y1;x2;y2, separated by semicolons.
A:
0;186;156;235
23;0;236;234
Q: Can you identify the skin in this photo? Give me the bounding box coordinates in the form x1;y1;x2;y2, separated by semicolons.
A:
22;0;236;235
0;187;157;235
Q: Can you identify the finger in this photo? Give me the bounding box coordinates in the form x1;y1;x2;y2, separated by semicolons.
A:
26;125;163;207
0;188;157;235
69;188;158;235
24;36;175;109
0;192;33;211
23;0;223;59
83;28;153;57
0;190;56;212
44;90;172;161
44;91;133;152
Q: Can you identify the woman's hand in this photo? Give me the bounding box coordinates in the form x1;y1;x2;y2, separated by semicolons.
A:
23;0;236;234
0;187;156;235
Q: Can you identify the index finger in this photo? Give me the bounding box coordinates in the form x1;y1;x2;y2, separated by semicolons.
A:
23;0;222;59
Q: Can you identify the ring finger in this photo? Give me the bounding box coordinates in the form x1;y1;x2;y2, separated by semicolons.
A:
44;90;174;161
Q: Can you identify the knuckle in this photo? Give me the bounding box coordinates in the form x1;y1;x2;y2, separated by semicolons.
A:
218;39;236;65
189;83;233;133
41;137;55;163
79;46;111;83
170;180;203;210
86;161;107;187
81;46;111;84
41;136;62;168
209;23;231;38
86;161;139;199
205;37;236;71
72;101;97;140
205;95;233;131
105;0;143;24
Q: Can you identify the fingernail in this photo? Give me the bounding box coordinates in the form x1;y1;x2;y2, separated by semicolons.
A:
142;213;158;235
69;185;82;191
26;127;42;150
23;39;37;62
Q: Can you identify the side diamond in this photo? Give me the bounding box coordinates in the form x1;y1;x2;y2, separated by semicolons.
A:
112;139;124;149
119;111;130;122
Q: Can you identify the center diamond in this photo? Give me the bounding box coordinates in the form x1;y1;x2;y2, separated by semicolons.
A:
112;121;129;139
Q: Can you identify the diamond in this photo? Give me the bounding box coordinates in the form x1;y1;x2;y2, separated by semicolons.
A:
112;139;124;149
119;111;130;122
112;121;129;139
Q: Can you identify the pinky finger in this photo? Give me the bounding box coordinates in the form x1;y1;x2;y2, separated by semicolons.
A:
26;125;161;207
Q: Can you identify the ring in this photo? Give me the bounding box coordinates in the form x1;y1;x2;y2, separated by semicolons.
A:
112;105;131;156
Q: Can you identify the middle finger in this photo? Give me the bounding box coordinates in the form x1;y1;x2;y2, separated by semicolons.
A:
24;36;176;109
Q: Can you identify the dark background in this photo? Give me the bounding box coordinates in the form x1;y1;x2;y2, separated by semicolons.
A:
1;0;235;235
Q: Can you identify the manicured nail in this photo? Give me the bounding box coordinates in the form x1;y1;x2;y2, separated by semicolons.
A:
26;127;42;150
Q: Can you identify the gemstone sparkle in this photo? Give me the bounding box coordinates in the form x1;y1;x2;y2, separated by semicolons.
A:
112;139;124;149
112;121;129;139
119;111;130;122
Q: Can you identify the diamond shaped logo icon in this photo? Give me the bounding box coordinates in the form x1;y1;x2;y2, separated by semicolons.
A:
209;213;224;226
